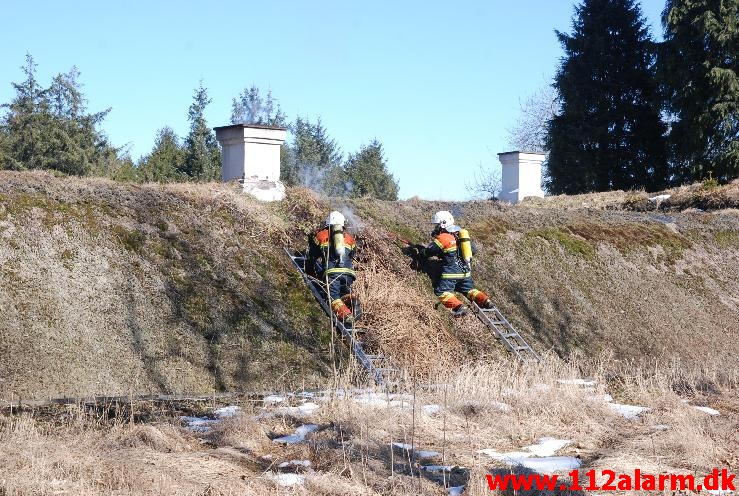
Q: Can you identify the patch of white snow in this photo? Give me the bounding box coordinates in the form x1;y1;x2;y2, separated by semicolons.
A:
693;406;720;416
557;378;597;387
180;416;218;432
423;404;441;416
278;460;312;468
273;424;319;444
608;402;650;419
523;437;572;457
479;450;581;473
214;405;240;418
392;443;440;459
265;472;305;486
448;485;465;495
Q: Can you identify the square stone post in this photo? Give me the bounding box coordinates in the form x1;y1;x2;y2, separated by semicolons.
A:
213;124;288;201
498;151;546;203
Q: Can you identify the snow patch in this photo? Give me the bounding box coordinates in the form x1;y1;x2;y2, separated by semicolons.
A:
651;424;670;431
214;405;240;418
448;486;465;495
278;460;312;469
608;403;650;419
492;401;512;412
263;394;286;404
422;465;459;473
273;424;319;444
180;416;219;432
557;378;597;387
392;443;439;459
649;194;671;202
523;437;572;457
264;472;305;486
479;437;580;473
423;404;441;416
352;392;411;409
479;450;581;473
693;406;720;416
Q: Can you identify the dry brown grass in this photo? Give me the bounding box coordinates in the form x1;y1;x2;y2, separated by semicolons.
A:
1;356;735;495
0;170;737;402
522;178;739;211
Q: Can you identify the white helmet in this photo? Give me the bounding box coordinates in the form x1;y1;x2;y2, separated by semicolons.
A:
326;210;346;227
432;210;454;229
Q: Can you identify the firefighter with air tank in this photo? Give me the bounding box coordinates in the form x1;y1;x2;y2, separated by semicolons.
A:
409;210;495;316
307;211;360;325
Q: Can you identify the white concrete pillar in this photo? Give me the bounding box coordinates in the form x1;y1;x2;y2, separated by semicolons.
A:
497;151;546;203
214;124;288;201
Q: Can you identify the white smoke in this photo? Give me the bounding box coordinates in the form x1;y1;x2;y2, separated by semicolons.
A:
339;206;365;234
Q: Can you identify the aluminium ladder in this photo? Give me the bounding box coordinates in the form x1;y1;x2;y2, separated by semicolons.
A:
284;248;398;386
469;302;541;362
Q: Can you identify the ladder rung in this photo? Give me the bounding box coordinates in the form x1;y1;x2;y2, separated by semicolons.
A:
365;354;386;360
501;333;519;339
487;320;507;325
374;367;398;372
513;346;530;351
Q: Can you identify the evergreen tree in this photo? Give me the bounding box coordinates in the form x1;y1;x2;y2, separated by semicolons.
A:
661;0;739;182
1;54;114;175
2;54;50;171
230;86;287;126
138;127;185;182
546;0;667;194
182;82;221;180
283;117;344;193
344;140;399;200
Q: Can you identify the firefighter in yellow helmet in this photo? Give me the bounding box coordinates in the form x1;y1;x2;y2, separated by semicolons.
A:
307;211;359;325
412;211;494;316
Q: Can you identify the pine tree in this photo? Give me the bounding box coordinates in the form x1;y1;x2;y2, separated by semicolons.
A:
182;82;221;180
230;86;287;126
546;0;667;194
138;127;185;182
1;54;114;175
283;117;344;193
344;140;399;200
2;54;50;171
661;0;739;182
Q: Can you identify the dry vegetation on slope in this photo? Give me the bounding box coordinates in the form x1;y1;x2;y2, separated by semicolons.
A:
0;171;738;399
0;172;739;399
1;171;737;495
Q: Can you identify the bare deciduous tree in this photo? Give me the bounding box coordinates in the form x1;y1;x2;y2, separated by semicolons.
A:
466;161;502;200
506;85;559;153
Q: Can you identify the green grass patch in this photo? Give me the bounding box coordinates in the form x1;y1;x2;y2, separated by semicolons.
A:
568;221;690;263
715;230;739;247
111;225;146;252
527;227;596;259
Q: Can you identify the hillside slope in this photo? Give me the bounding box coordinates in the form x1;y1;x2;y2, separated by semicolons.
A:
1;172;737;399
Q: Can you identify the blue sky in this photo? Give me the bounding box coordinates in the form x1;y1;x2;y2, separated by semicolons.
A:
1;0;667;200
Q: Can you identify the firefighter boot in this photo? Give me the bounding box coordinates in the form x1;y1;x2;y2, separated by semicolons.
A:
468;289;494;310
341;294;362;321
331;299;354;325
439;292;468;317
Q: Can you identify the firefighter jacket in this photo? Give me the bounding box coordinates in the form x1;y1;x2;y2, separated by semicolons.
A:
307;228;357;278
421;230;470;280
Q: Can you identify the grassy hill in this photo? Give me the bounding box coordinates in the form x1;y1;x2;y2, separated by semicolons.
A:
1;171;738;399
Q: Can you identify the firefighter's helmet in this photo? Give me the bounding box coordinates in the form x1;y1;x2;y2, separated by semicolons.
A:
326;211;346;227
432;211;454;229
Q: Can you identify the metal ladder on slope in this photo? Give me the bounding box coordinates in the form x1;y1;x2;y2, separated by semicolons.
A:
284;248;398;386
469;303;541;363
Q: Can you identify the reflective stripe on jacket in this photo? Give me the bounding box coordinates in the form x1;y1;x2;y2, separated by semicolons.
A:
308;228;357;278
422;231;469;279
